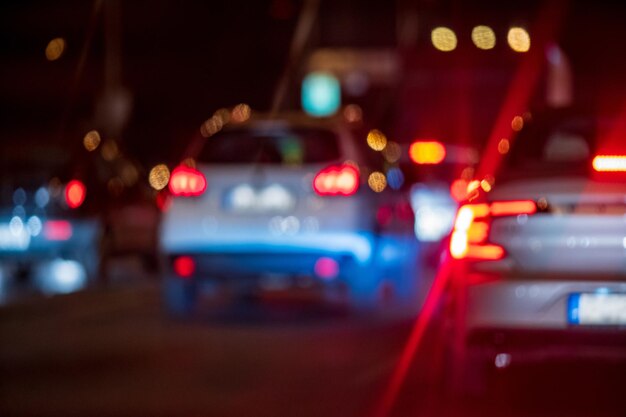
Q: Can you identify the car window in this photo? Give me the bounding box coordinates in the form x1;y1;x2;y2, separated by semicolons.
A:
198;127;341;166
500;115;597;180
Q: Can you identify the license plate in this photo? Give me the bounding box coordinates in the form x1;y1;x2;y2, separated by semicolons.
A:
0;224;31;251
568;293;626;325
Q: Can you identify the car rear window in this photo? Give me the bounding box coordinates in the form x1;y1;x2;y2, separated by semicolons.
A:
198;127;341;165
499;115;597;181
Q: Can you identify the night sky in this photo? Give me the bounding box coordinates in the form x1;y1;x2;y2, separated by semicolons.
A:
2;0;626;169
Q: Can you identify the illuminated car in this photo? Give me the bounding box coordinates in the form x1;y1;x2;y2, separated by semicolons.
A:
441;110;626;395
159;113;420;316
0;144;102;298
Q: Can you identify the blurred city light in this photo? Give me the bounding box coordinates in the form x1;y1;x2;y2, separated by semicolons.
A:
409;141;446;164
231;103;251;123
45;38;66;61
450;178;469;202
200;115;224;138
507;27;531;52
314;257;339;280
592;155;626;172
431;27;457;52
343;104;363;123
214;108;231;124
101;140;119;161
83;130;101;152
386;167;404;190
64;180;86;209
480;179;492;192
511;115;524;131
301;72;341;117
149;164;170;190
366;129;387;151
382;141;401;163
471;25;496;50
368;171;387;192
498;138;510;154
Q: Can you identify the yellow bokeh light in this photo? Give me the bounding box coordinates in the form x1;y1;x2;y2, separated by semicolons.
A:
382;141;401;163
45;38;66;61
431;27;457;52
498;138;510;154
200;115;224;138
366;129;387;151
471;25;496;50
231;103;251;123
507;27;530;52
368;171;387;193
149;164;170;191
214;108;231;125
511;115;524;131
83;130;101;152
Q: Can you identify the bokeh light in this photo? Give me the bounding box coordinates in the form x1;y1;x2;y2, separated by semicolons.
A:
386;167;404;190
368;171;387;192
301;72;341;117
431;27;457;52
450;179;469;202
83;130;101;152
214;108;231;125
101;140;119;161
507;27;531;52
45;38;66;61
149;164;170;191
200;115;224;138
498;138;510;154
471;25;496;50
343;104;363;123
409;141;446;164
382;141;401;163
511;115;524;131
367;129;387;151
231;103;251;123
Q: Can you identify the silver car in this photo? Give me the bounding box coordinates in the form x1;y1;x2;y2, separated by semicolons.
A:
441;111;626;395
159;113;420;316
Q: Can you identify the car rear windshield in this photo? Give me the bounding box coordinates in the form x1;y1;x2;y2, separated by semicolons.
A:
198;127;341;165
499;115;598;181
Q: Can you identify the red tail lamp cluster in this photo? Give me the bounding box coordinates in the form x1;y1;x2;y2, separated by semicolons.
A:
169;166;207;197
65;180;86;209
313;164;359;196
450;200;537;261
592;155;626;172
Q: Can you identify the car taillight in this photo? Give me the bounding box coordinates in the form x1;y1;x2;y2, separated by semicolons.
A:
450;200;537;261
65;180;86;209
44;220;73;241
313;164;359;196
592;155;626;172
173;256;195;278
409;140;446;165
168;166;207;197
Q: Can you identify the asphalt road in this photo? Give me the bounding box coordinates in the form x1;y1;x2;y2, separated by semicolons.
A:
0;282;624;417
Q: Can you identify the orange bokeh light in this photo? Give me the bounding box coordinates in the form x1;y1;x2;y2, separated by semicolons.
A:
409;141;446;164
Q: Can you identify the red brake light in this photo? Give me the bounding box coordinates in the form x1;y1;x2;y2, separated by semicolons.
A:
44;220;73;241
169;166;207;197
65;180;86;209
409;141;446;165
592;155;626;172
313;164;359;196
173;256;195;278
450;200;537;261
